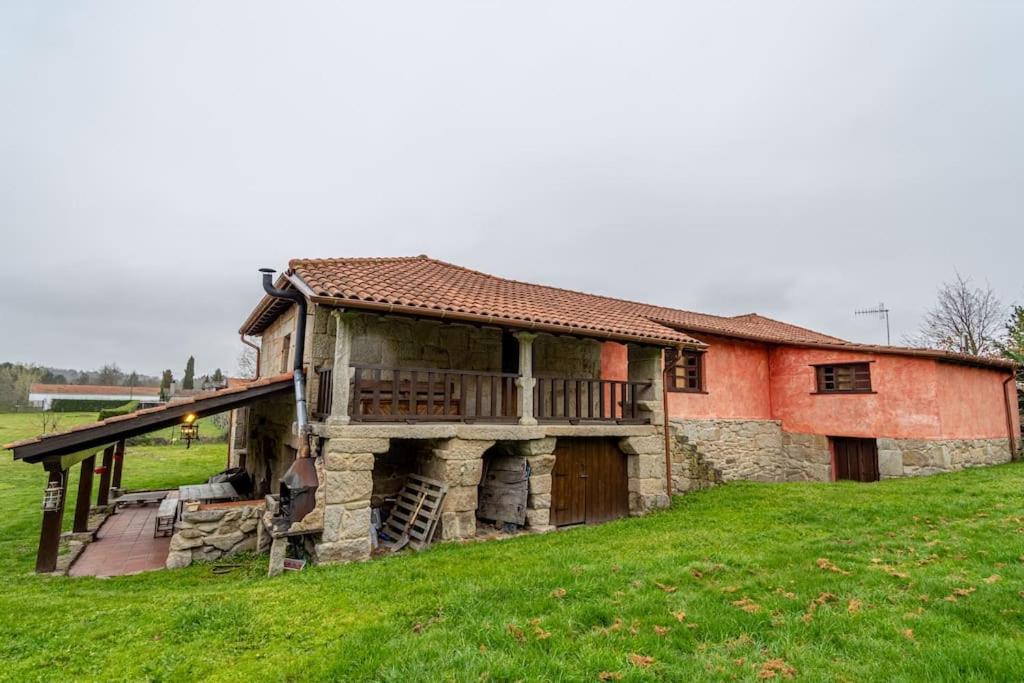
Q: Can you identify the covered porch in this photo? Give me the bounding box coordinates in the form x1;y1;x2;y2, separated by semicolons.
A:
4;374;294;574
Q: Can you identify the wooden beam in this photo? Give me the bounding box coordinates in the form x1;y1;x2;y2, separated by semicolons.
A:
72;455;95;533
36;466;67;573
111;439;125;490
96;445;114;506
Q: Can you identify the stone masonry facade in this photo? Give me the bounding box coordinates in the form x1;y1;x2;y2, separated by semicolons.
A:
307;424;669;565
166;503;263;569
670;417;1013;490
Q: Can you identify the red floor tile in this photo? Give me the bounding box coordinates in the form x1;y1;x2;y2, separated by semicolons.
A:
69;503;171;577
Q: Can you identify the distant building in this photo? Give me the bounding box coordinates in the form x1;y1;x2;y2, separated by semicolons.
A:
28;384;163;410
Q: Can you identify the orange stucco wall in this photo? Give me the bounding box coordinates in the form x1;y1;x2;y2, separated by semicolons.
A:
601;342;628;381
666;335;772;420
654;334;1016;443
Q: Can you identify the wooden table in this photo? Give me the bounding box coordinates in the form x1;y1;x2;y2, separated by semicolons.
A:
178;482;239;504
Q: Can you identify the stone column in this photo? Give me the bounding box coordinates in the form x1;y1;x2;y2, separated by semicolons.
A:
620;435;670;514
328;310;359;425
627;344;665;426
315;437;389;564
516;437;557;531
514;332;537;425
422;438;493;540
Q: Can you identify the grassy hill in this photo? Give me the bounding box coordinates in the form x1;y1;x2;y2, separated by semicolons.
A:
1;411;1023;680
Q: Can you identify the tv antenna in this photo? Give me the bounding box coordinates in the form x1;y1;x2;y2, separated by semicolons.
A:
855;302;891;345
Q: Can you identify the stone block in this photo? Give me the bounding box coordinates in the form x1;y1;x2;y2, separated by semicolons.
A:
323;504;371;542
315;537;372;564
627;453;664;479
877;450;903;478
516;437;557;456
525;454;556;476
528;474;552;495
619;435;664;455
207;531;245;551
424;457;484;487
231;535;257;554
433;438;495;460
439;510;477;540
527;493;551;509
628;477;667;495
325;451;375;471
525;507;550;527
328;437;390;454
169;533;203;551
325;469;373;505
182;509;226;524
239;518;258;534
165;550;192;570
443;485;478;512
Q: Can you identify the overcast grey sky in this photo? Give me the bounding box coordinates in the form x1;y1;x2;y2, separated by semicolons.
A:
1;1;1022;377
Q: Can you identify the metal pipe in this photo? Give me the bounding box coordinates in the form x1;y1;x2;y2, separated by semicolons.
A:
1004;373;1019;459
662;348;680;498
240;333;261;380
260;268;311;455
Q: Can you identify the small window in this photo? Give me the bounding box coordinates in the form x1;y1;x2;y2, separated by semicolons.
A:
280;334;291;374
815;362;872;393
666;348;705;393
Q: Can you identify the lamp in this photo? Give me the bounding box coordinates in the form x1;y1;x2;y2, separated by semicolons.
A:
180;414;199;448
42;480;62;511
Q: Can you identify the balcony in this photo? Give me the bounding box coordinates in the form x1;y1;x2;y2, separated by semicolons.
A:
314;365;652;425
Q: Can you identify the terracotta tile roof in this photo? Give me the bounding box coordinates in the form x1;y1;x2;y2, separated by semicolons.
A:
29;384;161;396
240;256;1016;371
5;373;293;453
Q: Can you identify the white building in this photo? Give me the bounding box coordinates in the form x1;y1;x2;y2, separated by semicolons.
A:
28;384;163;410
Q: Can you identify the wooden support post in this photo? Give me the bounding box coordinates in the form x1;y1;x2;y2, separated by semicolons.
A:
36;466;67;573
73;454;96;533
111;439;125;490
96;445;114;506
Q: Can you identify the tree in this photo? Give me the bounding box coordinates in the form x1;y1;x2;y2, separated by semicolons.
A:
182;356;195;390
908;273;1004;356
159;369;173;401
996;305;1024;418
123;371;140;388
95;364;124;386
212;368;224;385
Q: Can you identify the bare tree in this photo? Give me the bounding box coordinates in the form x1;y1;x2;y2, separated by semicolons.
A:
40;411;61;434
907;273;1004;356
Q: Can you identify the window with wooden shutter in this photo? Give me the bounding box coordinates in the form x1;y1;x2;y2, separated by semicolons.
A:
814;362;872;393
666;348;705;393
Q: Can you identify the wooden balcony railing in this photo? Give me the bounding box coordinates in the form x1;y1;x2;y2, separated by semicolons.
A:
533;377;651;424
313;367;333;419
350;365;520;423
311;365;652;425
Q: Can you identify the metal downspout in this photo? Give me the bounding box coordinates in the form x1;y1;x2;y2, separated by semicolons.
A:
260;268;311;457
1004;373;1019;459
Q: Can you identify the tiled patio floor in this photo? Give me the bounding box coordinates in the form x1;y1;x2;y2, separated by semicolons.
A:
69;503;170;577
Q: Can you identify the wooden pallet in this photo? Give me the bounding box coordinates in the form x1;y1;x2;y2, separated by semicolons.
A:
381;474;448;551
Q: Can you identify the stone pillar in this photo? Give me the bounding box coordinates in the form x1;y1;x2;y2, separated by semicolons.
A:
421;438;493;540
328;310;358;426
315;437;389;564
516;437;557;531
627;344;665;426
620;435;670;514
514;332;538;426
73;455;96;533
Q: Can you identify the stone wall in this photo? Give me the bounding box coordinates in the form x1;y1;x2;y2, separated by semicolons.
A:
242;392;299;497
620;435;671;513
166;502;263;569
878;437;1012;477
533;336;601;377
671;418;786;483
781;432;831;481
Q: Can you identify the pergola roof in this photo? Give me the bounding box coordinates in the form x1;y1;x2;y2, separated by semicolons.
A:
5;373;294;464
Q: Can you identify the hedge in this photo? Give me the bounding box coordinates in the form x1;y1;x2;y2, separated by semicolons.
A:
98;400;140;421
50;399;127;413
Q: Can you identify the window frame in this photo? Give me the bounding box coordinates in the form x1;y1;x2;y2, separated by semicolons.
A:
812;361;874;394
666;348;707;394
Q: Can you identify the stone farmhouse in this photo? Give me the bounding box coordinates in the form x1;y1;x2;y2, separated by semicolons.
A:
7;255;1019;573
232;256;1020;565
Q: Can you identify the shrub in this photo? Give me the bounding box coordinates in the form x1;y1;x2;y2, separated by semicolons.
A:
98;400;140;421
50;399;126;413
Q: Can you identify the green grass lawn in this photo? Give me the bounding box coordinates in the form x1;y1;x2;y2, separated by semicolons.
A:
2;412;1024;681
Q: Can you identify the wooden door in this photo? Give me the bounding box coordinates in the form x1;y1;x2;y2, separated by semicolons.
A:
833;437;879;482
551;439;629;526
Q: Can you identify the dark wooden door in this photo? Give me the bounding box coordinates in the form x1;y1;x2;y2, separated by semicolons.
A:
833;437;880;482
551;439;629;526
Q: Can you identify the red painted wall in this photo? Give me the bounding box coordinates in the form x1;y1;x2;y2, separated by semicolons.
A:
666;335;772;420
656;335;1016;443
601;342;628;381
